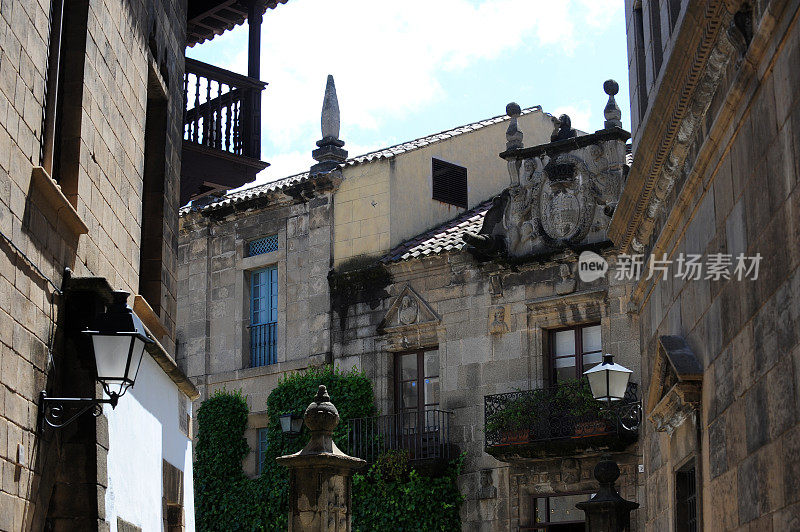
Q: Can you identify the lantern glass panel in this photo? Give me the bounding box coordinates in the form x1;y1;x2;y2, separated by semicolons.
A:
92;335;133;380
279;414;292;433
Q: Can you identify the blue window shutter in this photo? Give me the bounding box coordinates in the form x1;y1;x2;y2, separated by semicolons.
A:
250;266;277;366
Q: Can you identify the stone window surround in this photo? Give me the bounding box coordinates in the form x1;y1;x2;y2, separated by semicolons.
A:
236;230;286;371
526;289;609;390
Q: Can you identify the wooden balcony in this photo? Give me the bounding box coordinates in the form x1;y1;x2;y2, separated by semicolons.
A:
181;58;268;205
484;381;640;462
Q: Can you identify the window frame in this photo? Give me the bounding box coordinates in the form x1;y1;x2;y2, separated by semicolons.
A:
431;158;468;208
675;459;699;532
393;349;440;415
249;265;278;367
547;322;602;384
257;427;269;475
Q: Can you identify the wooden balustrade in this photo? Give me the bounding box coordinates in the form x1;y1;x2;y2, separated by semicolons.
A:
183;57;266;160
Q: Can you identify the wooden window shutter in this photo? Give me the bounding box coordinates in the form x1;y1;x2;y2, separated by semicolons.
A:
432;158;467;208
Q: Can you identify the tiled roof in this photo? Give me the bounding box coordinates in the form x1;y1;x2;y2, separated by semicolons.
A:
184;106;542;213
382;199;493;263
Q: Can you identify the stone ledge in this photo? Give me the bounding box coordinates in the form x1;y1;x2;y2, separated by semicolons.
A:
30;166;88;236
133;295;168;339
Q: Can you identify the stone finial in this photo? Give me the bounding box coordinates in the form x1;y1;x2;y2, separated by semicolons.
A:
603;79;622;129
276;385;365;531
505;102;523;150
311;75;348;175
321;75;340;140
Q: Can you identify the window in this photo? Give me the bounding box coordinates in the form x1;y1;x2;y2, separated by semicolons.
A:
247;234;278;257
139;67;168;314
257;428;269;475
162;460;184;531
250;266;277;366
676;461;698;532
524;492;592;531
44;0;90;200
395;349;440;416
648;0;663;78
432;158;467;208
548;324;602;384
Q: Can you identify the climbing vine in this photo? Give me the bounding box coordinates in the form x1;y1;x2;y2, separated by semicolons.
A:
194;366;463;531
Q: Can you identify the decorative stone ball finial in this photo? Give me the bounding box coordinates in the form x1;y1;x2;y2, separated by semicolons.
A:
594;454;621;486
603;79;622;129
505;102;523;150
304;384;340;434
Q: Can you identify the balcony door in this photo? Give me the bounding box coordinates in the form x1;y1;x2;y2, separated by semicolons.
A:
395;349;440;417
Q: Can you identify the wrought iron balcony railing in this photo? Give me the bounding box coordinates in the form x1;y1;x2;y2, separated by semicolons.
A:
484;381;639;457
347;409;453;464
183;58;266;160
249;322;276;367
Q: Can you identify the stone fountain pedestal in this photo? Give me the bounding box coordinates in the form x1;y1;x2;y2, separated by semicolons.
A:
276;385;365;531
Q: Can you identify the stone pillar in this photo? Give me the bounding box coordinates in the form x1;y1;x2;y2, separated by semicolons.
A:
575;455;639;532
277;385;365;531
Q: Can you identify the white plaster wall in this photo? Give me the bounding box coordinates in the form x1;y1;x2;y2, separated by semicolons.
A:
105;352;195;531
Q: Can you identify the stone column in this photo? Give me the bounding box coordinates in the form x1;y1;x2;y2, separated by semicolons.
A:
575;455;639;532
276;385;365;531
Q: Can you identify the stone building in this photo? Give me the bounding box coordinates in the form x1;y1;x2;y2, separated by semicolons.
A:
616;0;800;529
0;0;283;529
177;94;556;474
178;79;646;529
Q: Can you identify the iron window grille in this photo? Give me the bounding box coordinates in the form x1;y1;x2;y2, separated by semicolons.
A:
432;158;468;208
676;461;698;532
247;234;278;257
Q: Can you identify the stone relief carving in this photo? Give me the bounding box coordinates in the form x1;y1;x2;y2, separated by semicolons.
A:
489;306;509;335
466;129;627;259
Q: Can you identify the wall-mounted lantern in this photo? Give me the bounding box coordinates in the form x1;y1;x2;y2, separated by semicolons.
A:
39;291;152;430
584;354;633;405
279;412;304;436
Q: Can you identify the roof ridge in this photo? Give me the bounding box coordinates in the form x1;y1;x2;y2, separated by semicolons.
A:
190;105;542;212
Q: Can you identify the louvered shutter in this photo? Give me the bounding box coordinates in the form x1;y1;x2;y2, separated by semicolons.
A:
431;158;467;208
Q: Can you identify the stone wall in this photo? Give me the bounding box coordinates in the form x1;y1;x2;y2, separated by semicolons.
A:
620;1;800;529
0;0;185;528
177;182;336;473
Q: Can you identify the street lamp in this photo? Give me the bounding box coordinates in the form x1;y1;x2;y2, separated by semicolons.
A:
583;354;633;405
279;412;304;436
39;291;152;430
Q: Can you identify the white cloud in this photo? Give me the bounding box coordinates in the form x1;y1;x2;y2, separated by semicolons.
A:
201;2;612;142
189;0;623;175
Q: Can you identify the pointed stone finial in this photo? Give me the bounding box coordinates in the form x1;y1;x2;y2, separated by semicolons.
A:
321;75;340;140
505;102;523;150
311;75;348;175
603;79;622;129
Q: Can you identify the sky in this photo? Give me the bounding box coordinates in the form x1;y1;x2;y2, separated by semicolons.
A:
187;0;630;188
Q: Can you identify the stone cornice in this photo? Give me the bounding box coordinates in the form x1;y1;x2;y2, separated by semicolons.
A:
609;0;733;253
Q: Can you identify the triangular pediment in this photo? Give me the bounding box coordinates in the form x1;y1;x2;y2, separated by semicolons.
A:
380;284;440;332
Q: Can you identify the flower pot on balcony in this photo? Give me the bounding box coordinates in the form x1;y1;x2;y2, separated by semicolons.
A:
499;429;529;444
573;420;613;438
